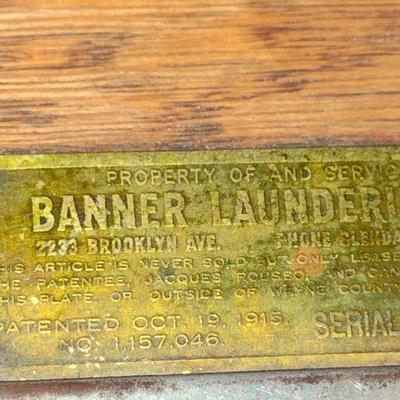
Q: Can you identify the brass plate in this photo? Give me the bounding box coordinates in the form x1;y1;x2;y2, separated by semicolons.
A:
0;147;400;381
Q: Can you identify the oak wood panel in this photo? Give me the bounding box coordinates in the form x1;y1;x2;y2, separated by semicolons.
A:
0;0;399;153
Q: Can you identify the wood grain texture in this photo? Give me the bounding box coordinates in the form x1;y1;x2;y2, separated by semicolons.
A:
0;0;399;153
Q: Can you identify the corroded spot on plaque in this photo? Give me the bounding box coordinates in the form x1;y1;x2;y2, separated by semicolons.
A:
0;147;400;381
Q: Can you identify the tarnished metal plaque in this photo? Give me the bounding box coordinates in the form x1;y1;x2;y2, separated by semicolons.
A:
1;147;400;381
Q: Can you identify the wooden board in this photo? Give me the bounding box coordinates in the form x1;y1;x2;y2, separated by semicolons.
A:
0;0;399;153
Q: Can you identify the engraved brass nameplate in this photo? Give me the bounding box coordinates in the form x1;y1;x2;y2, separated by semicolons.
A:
1;147;400;381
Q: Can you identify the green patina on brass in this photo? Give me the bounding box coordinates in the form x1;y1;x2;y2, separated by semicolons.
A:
0;146;400;381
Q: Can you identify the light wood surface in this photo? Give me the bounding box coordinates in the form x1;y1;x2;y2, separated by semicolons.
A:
0;1;399;152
